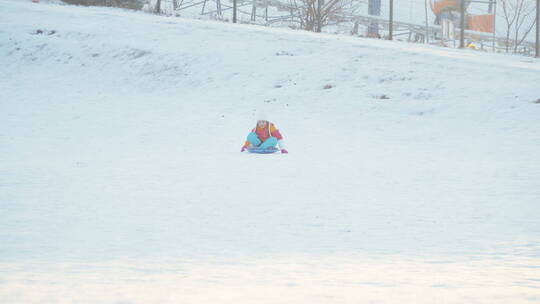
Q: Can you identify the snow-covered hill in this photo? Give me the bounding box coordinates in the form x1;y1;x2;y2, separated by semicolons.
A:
1;0;540;303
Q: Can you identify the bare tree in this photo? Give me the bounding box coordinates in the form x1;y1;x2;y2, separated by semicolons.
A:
499;0;536;53
277;0;362;32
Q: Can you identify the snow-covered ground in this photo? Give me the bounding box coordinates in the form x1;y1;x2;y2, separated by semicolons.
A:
1;0;540;303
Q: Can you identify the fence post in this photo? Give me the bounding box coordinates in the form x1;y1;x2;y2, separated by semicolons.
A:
459;0;466;48
317;0;322;32
536;0;540;57
492;0;497;52
368;0;381;38
155;0;161;14
233;0;236;23
424;0;429;44
389;0;393;40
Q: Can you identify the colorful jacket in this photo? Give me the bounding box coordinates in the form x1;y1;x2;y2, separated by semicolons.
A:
244;121;283;147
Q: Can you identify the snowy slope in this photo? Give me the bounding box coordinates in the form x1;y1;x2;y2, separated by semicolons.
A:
1;0;540;303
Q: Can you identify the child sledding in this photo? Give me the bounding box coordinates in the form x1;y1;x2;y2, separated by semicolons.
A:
241;119;288;154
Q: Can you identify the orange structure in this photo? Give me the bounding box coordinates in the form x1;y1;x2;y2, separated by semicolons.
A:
431;0;460;16
430;0;495;33
467;14;495;33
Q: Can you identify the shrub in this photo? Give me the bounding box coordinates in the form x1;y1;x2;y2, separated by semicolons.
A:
62;0;145;10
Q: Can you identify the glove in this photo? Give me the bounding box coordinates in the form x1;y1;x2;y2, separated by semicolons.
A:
241;146;247;152
281;149;288;154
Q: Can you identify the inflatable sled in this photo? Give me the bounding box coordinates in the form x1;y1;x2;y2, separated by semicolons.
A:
247;147;279;154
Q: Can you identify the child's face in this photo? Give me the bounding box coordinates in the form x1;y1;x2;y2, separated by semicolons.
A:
257;120;267;128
